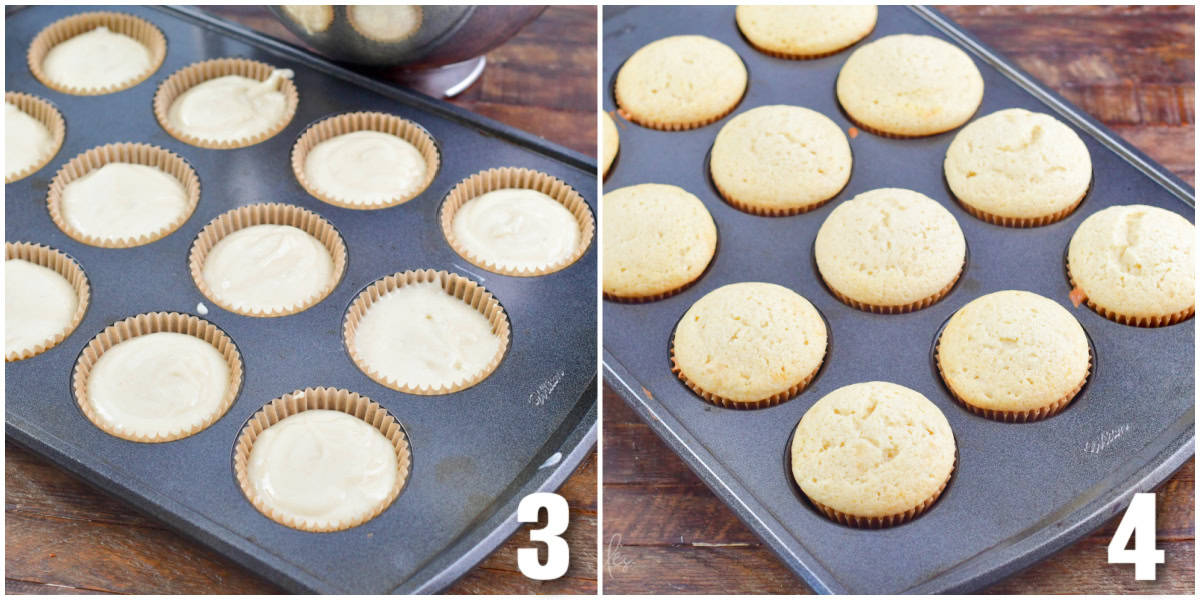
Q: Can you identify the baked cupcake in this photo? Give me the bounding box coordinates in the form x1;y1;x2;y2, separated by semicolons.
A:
671;282;827;408
602;183;718;301
790;381;956;528
615;35;747;131
945;109;1092;226
815;188;966;313
344;270;510;394
28;12;166;95
234;388;412;532
735;5;877;58
1067;205;1194;327
155;58;298;149
710;105;852;216
836;34;983;137
602;111;619;178
6;243;89;361
937;290;1090;421
73;313;242;442
5;93;64;183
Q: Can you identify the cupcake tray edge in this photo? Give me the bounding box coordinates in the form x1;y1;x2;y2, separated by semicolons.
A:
5;5;597;594
601;4;1194;594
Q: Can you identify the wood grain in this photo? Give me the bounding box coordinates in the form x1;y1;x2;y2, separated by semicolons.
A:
602;5;1194;594
5;5;597;596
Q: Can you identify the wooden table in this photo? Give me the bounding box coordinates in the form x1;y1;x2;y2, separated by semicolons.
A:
602;5;1194;594
5;6;597;595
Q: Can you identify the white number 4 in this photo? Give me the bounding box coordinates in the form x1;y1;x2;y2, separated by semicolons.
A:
1107;492;1165;580
517;492;569;580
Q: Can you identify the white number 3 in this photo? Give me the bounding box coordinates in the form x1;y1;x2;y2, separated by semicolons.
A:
1107;492;1165;580
517;492;569;580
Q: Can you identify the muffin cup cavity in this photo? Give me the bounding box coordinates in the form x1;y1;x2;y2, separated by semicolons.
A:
440;167;594;277
4;91;66;183
5;242;91;362
72;311;243;442
188;203;347;318
28;11;166;96
154;57;299;149
343;269;511;395
47;142;200;248
291;111;441;210
233;387;413;533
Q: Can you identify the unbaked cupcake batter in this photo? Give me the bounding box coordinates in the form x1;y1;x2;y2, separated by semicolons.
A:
248;409;398;527
353;281;500;390
5;102;55;179
347;5;422;41
452;188;579;272
87;332;229;439
42;26;151;90
5;259;78;357
60;163;188;242
202;224;334;314
304;130;427;205
167;69;292;142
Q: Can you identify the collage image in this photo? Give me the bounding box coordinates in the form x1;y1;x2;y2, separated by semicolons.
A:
3;3;1195;596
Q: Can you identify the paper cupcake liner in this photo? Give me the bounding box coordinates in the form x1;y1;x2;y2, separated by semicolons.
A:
5;242;91;362
841;110;971;140
291;111;441;210
1066;263;1194;327
808;460;953;528
713;170;844;217
614;80;745;132
956;191;1086;228
343;269;510;395
154;57;299;149
233;387;412;532
188;203;348;318
347;6;424;42
669;337;823;409
440;167;595;277
935;335;1091;423
825;263;963;314
71;312;243;442
27;11;166;96
4;92;66;183
47;142;200;248
603;278;705;303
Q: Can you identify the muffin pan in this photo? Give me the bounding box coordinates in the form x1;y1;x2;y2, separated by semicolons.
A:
6;5;595;594
602;5;1193;594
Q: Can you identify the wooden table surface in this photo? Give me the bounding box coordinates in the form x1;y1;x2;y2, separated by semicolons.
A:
5;6;597;595
602;5;1195;595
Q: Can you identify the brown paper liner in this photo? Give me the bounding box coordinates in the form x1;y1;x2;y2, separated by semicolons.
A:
713;168;845;217
346;6;424;42
841;109;972;140
233;387;412;532
956;190;1085;228
343;269;511;394
27;11;166;96
4;92;66;183
669;337;823;409
1066;262;1194;327
935;334;1092;423
5;242;90;362
614;71;746;132
153;58;299;149
291;111;441;210
47;143;200;248
808;460;953;528
824;262;963;314
440;167;594;277
71;312;243;442
603;277;705;304
188;203;347;318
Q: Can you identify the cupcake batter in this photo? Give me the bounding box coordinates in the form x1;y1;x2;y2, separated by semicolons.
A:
348;5;422;42
87;332;230;439
248;409;398;527
166;69;292;142
42;26;151;90
353;281;500;390
452;188;580;272
202;224;334;314
60;162;188;242
5;102;55;179
5;259;78;357
304;130;427;205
